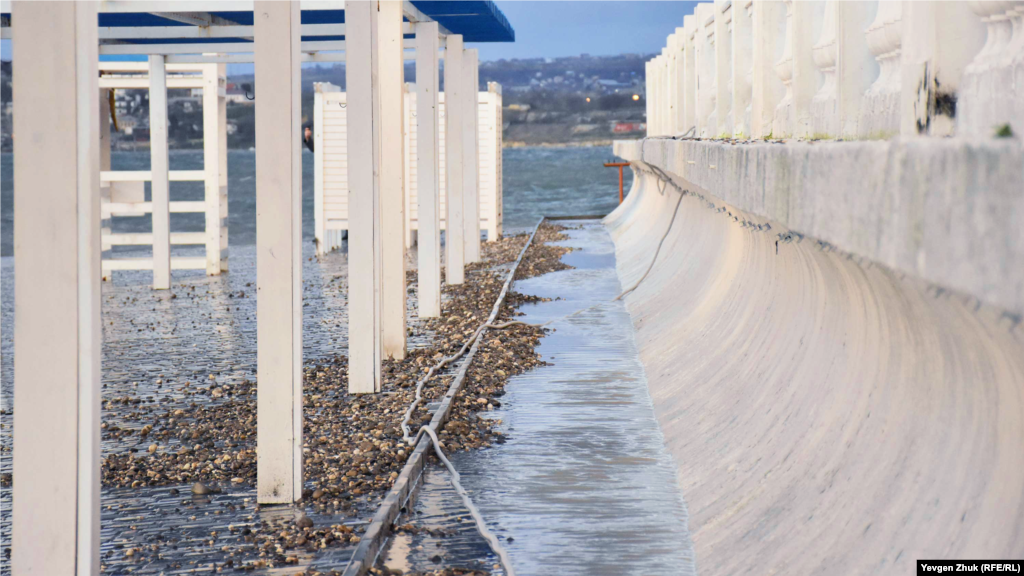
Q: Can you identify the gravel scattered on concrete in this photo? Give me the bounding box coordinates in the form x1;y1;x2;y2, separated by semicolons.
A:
97;223;574;572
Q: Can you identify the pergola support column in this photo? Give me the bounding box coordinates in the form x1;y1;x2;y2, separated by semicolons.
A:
463;48;481;264
416;21;442;318
254;0;303;503
149;54;171;289
203;62;228;274
444;34;465;284
380;0;407;360
347;0;384;393
12;2;101;574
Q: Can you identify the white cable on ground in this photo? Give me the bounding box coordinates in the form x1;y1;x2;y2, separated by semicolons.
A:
420;426;518;576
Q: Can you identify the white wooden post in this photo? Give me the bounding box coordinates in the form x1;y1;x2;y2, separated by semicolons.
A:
203;63;227;274
444;34;466;284
217;66;229;272
900;1;986;137
716;0;733;137
254;0;303;502
733;0;754;137
859;1;903;138
379;0;407;359
347;0;384;393
486;82;504;242
314;83;328;257
149;55;171;289
416;21;442;318
12;2;101;574
100;89;113;264
751;0;786;138
463;48;481;264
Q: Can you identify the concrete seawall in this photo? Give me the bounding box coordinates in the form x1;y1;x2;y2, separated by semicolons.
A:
605;139;1024;574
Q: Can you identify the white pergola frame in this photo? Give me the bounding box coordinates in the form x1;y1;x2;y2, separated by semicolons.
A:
99;61;228;284
312;82;504;255
7;1;494;573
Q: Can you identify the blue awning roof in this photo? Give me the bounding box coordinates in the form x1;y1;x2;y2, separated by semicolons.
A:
2;2;514;43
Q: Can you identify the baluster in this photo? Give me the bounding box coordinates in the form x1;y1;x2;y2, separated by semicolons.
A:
683;15;698;133
717;0;734;138
774;0;796;136
960;1;1021;136
734;0;754;137
811;1;838;137
859;0;901;137
751;0;787;138
695;3;717;137
705;8;719;137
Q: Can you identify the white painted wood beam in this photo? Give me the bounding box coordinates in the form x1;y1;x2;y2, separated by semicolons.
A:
402;0;452;36
415;20;442;318
93;1;346;13
98;39;416;55
254;0;304;503
149;54;171;290
444;34;465;284
91;22;413;40
154;11;241;28
11;2;101;574
346;0;383;393
463;48;481;264
380;0;408;360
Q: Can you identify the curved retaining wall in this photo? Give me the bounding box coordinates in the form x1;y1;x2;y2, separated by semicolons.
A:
604;152;1024;574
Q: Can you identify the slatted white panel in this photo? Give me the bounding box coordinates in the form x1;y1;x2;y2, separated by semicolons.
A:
315;85;502;254
321;90;349;230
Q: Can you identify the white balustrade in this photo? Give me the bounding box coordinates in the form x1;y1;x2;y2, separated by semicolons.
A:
644;0;1015;141
959;0;1023;137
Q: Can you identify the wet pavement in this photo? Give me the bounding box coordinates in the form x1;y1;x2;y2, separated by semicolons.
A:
0;243;431;575
380;221;696;576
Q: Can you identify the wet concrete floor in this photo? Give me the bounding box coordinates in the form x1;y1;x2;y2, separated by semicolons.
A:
0;244;431;575
381;221;696;576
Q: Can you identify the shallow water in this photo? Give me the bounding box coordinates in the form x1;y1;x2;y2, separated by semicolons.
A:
382;221;695;576
0;148;669;574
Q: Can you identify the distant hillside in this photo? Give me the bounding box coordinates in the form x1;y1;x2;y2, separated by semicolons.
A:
0;53;650;151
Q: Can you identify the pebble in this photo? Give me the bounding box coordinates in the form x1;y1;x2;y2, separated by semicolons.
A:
296;514;314;529
91;224;575;571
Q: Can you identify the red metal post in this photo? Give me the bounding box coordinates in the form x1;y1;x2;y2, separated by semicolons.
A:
604;162;631;204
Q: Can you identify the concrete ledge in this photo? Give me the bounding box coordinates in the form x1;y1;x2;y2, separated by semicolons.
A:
614;137;1024;316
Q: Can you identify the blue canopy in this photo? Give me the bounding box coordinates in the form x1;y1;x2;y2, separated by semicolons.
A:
2;1;514;44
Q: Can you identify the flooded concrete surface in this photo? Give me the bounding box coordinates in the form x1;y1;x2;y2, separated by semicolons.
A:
381;221;695;576
0;244;431;575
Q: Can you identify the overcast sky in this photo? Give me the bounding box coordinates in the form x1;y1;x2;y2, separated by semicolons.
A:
0;1;698;66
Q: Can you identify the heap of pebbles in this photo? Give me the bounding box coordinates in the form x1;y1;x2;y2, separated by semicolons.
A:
99;223;572;571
